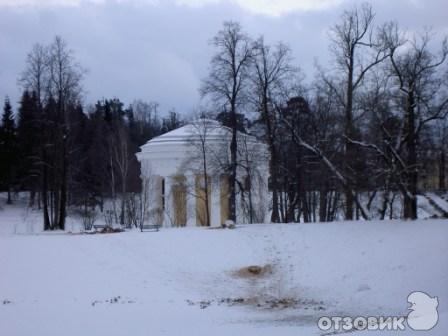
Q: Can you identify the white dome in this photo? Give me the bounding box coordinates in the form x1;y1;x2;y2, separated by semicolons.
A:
136;118;266;177
141;119;229;148
138;119;259;156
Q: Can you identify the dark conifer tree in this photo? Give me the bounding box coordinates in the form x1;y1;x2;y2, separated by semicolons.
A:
216;110;247;132
17;90;41;206
0;97;17;204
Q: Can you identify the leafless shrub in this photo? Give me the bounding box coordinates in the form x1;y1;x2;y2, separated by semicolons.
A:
81;209;97;231
104;210;114;228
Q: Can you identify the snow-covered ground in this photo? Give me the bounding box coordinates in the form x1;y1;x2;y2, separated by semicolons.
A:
0;200;447;335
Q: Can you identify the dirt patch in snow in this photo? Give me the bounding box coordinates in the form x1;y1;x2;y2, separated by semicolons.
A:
81;227;125;235
186;296;326;311
91;296;135;306
232;264;274;279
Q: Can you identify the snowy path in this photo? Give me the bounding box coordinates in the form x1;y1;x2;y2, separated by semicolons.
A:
0;208;447;335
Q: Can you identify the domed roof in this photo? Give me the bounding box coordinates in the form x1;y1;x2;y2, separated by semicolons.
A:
136;118;263;164
141;119;230;148
136;118;268;177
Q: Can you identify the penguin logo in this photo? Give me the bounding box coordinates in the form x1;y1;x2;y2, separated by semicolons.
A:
407;291;439;331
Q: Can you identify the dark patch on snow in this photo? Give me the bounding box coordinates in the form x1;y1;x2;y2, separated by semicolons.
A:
232;264;274;279
186;296;325;311
91;296;135;306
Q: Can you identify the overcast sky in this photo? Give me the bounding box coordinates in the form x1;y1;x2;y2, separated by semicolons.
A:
0;0;447;115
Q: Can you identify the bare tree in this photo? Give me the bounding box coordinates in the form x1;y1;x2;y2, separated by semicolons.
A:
434;118;448;191
47;36;84;230
201;21;253;223
381;25;448;218
249;37;298;222
20;36;84;230
20;43;49;106
181;118;219;226
326;3;389;220
310;84;344;222
19;44;49;208
130;99;160;136
106;134;118;224
126;175;152;230
236;132;268;223
284;118;372;220
113;124;130;226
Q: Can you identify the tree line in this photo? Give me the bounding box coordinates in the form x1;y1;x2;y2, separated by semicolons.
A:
1;2;447;227
0;37;183;230
200;3;448;222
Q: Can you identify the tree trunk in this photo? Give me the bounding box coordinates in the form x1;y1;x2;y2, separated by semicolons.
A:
228;93;239;223
121;177;126;226
344;53;355;220
380;191;388;220
263;97;279;223
439;149;446;191
57;140;67;231
202;148;211;227
42;148;51;230
319;188;328;222
28;190;36;208
6;186;12;205
247;175;253;224
229;126;237;223
403;92;418;220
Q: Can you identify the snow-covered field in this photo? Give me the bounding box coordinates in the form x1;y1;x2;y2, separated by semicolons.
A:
0;201;447;335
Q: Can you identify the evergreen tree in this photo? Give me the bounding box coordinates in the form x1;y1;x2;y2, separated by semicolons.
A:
216;110;246;133
0;97;17;204
17;90;41;206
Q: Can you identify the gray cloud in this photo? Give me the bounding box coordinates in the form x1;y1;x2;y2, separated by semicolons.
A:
0;0;446;115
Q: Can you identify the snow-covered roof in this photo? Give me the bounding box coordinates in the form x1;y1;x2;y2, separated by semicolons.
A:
138;119;260;153
136;118;268;176
140;119;228;148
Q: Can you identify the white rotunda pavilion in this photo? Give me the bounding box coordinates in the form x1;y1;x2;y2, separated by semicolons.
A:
136;119;269;228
